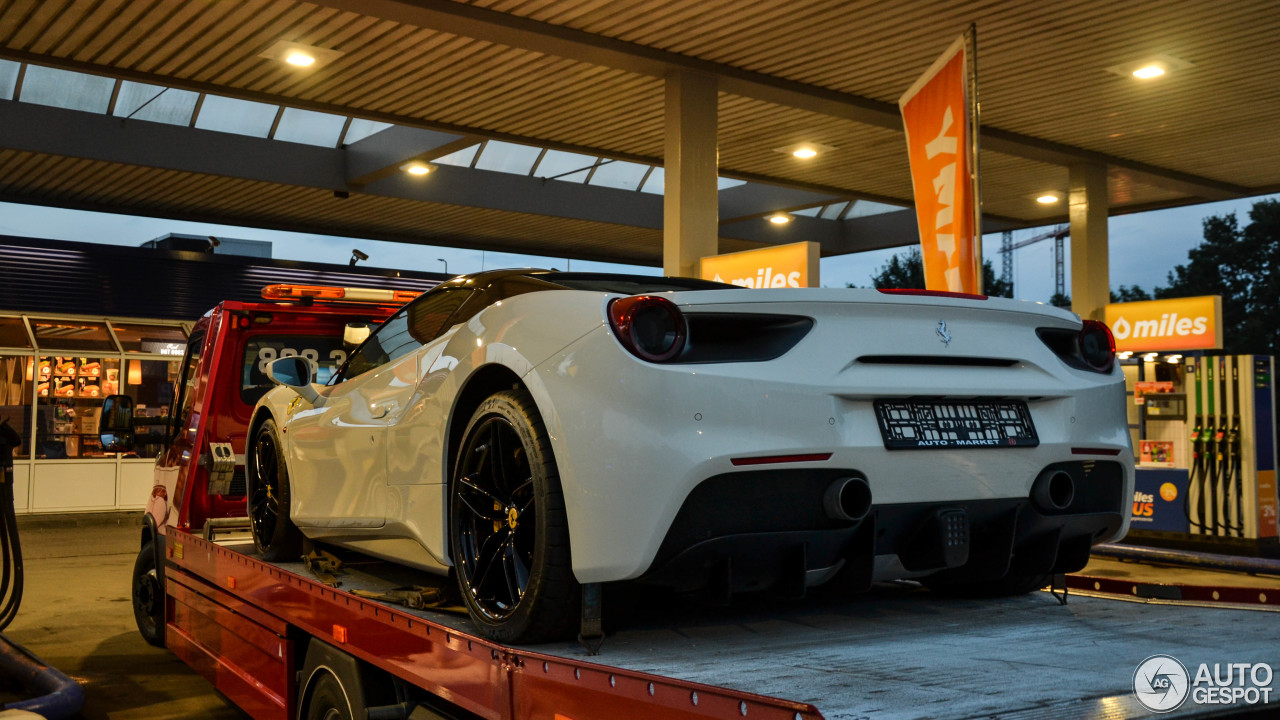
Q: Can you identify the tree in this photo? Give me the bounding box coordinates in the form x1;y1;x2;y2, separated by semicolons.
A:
1046;286;1151;310
862;246;1012;298
1156;199;1280;355
1111;285;1151;303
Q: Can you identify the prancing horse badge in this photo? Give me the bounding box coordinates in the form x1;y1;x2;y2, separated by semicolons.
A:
936;320;952;347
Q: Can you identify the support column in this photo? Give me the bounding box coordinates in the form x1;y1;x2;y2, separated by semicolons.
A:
1068;163;1110;320
663;71;719;278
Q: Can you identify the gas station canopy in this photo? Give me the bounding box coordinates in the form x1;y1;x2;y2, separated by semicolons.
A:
0;0;1276;265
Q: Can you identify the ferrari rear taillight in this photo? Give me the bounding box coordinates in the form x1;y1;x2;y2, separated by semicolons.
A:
1078;319;1116;373
607;295;687;362
1036;321;1116;374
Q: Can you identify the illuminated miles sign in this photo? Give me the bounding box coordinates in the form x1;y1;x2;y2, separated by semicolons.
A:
1104;295;1222;352
699;241;820;289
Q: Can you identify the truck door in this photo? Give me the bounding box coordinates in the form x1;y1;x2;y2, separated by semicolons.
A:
151;330;204;533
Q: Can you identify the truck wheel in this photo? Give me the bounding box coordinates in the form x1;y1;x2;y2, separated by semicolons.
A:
132;541;165;647
248;418;304;562
450;389;578;643
304;672;353;720
923;572;1052;597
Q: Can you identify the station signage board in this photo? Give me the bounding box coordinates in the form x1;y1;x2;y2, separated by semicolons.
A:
1104;295;1222;352
699;241;819;288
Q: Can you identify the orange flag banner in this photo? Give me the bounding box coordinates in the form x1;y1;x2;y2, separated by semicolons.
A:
899;32;980;293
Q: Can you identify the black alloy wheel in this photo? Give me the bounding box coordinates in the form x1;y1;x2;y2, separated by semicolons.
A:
450;389;577;643
247;418;304;561
132;541;165;647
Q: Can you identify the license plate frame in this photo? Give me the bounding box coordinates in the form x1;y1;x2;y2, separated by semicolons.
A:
873;399;1039;450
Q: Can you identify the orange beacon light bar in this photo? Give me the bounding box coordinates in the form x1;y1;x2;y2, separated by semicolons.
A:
261;284;421;304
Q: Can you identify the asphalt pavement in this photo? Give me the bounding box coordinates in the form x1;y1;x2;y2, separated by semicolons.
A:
4;512;243;720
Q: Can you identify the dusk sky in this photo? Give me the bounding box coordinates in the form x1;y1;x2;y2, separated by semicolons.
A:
2;193;1274;303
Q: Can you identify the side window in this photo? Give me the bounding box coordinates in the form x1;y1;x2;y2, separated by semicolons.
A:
406;288;472;344
337;289;471;383
168;334;203;441
339;308;406;381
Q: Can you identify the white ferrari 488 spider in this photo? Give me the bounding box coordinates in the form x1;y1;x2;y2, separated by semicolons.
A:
248;269;1133;642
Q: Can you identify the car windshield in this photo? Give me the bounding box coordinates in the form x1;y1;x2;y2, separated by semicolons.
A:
534;272;735;294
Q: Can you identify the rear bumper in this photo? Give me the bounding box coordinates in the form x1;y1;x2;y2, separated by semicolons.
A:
637;462;1126;594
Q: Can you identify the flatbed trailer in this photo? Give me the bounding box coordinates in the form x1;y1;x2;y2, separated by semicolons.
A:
162;529;1278;720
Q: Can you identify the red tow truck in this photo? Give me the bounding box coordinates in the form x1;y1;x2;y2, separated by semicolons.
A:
99;286;1279;720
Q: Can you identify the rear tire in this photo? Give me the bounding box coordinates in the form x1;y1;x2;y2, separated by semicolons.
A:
450;389;578;643
132;541;165;647
304;672;353;720
922;572;1052;597
247;418;304;562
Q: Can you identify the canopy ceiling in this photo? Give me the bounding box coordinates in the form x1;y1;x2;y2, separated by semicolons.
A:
0;0;1275;265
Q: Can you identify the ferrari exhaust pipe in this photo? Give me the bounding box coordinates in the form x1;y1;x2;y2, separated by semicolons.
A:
824;476;872;522
1031;469;1075;511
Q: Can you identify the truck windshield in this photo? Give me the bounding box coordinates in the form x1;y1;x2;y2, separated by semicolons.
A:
242;336;350;404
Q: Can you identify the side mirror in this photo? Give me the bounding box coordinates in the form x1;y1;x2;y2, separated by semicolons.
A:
99;394;135;452
266;356;322;405
343;322;371;350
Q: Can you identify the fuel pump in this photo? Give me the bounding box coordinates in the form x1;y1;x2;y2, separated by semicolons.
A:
1205;359;1220;534
1224;359;1244;537
1176;356;1278;542
1187;359;1208;532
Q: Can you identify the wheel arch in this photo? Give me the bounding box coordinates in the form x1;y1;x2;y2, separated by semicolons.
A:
295;637;398;720
444;363;530;492
140;512;156;550
296;640;360;720
140;512;164;572
244;407;275;486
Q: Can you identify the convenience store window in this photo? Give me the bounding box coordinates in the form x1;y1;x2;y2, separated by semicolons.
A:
35;356;121;459
29;319;119;459
0;317;32;348
0;355;32;459
29;319;117;353
125;358;181;457
1;311;199;512
110;323;187;355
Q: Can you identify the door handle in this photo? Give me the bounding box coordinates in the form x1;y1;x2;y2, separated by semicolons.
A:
370;405;389;419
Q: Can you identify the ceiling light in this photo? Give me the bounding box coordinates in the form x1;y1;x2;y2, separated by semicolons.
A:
402;162;433;176
1132;64;1165;80
285;51;316;67
774;142;836;159
769;214;791;225
1106;54;1192;81
259;41;344;69
1036;194;1060;204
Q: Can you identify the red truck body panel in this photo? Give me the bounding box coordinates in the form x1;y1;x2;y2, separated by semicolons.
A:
164;531;822;720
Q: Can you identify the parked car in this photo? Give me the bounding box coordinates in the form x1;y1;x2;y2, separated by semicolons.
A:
249;269;1133;643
